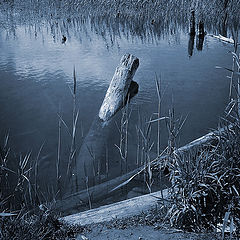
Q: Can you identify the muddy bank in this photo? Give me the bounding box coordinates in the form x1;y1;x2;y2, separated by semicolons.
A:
77;224;220;240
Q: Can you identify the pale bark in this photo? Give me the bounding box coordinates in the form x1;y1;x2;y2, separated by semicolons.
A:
99;54;139;122
66;53;139;195
56;125;229;213
210;34;234;44
61;189;168;226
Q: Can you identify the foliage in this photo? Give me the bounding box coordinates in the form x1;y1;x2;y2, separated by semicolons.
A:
163;27;240;237
0;210;86;240
1;0;239;40
165;113;240;237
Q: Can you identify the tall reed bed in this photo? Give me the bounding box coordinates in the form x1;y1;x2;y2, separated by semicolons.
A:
162;31;240;238
2;0;239;48
0;67;80;213
0;134;37;213
164;113;240;236
0;68;84;239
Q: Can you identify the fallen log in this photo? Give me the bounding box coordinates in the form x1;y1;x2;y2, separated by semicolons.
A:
61;189;168;226
55;166;146;214
55;125;231;214
175;125;230;153
65;53;139;195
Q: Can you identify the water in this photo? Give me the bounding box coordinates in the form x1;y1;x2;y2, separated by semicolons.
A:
0;1;237;205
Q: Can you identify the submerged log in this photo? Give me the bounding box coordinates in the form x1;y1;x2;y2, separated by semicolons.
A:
66;54;139;195
55;125;230;214
56;168;142;214
61;189;168;226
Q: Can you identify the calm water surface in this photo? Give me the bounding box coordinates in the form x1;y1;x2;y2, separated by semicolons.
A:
0;3;235;195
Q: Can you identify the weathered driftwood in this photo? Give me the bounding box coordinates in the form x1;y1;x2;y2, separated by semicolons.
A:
66;53;139;195
210;34;235;44
61;189;168;226
99;54;139;122
55;125;230;213
175;125;230;153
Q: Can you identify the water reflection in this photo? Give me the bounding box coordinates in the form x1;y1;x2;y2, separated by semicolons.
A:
196;21;205;51
0;0;239;208
196;35;205;51
1;0;238;47
188;19;206;57
188;33;205;57
188;34;195;57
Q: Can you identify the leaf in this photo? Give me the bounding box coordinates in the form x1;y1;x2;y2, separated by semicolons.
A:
110;168;144;192
199;183;209;189
222;212;230;240
232;185;239;196
215;66;240;76
80;235;88;240
146;116;169;124
191;205;197;212
0;165;16;174
0;212;17;217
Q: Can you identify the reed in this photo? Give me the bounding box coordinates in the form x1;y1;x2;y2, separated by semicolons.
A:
0;209;87;239
0;134;37;214
2;0;239;48
163;113;240;236
0;66;84;238
162;36;240;237
115;95;132;175
66;66;79;178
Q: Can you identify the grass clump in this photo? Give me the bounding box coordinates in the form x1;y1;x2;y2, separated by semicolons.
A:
164;114;240;237
0;210;88;239
161;28;240;238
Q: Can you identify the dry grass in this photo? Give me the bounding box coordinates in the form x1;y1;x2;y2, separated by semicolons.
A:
162;115;240;239
162;34;240;238
0;210;88;240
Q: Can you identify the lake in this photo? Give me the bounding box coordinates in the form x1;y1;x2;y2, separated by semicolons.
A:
0;0;238;209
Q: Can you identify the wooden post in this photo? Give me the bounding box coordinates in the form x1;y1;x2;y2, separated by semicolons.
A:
221;0;229;36
198;20;204;37
190;10;195;36
196;20;205;51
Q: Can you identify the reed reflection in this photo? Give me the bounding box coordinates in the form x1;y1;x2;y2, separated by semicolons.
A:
188;34;195;57
1;0;238;50
196;20;205;51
